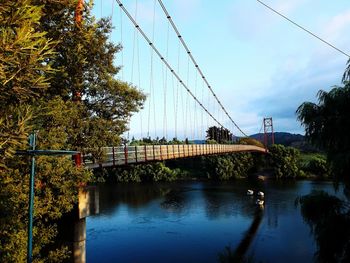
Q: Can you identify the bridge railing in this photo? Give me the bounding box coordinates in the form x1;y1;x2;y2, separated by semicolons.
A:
83;144;266;169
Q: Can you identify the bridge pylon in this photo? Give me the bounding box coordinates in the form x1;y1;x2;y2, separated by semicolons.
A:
263;117;274;149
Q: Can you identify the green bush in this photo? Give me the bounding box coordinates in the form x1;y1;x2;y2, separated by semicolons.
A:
269;144;303;179
306;157;330;178
204;153;254;180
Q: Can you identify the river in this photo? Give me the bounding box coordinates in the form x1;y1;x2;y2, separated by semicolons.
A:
85;180;345;262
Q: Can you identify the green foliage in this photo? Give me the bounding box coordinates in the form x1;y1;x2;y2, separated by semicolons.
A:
297;83;350;181
238;137;264;148
129;137;190;146
268;144;303;179
0;106;32;165
103;162;179;183
1;0;144;261
0;0;55;106
206;139;218;144
35;0;145;153
297;191;350;262
206;126;233;143
300;153;330;178
204;153;254;180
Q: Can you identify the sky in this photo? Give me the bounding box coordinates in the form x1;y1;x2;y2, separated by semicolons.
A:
93;0;350;139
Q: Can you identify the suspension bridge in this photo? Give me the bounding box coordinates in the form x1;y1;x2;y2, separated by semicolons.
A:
76;0;272;168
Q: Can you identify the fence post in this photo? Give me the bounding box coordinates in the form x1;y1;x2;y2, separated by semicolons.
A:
124;145;128;165
112;146;115;166
135;146;138;163
144;145;147;162
153;145;156;160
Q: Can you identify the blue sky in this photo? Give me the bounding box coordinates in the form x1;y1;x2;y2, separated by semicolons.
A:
93;0;350;139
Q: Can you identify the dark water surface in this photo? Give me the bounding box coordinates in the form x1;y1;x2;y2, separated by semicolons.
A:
86;180;345;262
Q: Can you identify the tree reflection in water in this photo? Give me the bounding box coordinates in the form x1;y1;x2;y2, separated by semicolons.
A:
297;189;350;262
218;207;264;263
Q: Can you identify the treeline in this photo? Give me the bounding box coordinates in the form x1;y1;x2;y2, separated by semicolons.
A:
0;0;144;261
95;152;259;183
95;143;331;183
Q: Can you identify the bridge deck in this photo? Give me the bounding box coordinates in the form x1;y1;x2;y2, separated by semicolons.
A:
84;144;266;169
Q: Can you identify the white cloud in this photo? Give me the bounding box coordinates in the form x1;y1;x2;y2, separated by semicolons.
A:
172;0;200;20
324;9;350;42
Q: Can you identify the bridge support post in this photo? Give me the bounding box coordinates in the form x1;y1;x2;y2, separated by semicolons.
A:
112;147;115;166
135;146;138;163
153;145;156;160
73;153;82;167
124;145;128;165
144;145;147;162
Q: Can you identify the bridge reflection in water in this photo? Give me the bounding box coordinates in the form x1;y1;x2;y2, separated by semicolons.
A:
83;144;266;168
62;184;265;262
58;187;99;263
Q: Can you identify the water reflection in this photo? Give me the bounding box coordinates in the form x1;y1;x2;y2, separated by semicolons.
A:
84;181;341;263
218;207;264;263
57;186;99;263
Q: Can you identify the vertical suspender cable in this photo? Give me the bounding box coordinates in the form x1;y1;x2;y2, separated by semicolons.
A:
116;0;227;132
110;0;114;36
130;0;138;86
119;2;124;80
156;0;248;137
175;40;181;139
201;79;204;140
136;5;142;139
185;56;190;139
171;73;176;139
148;0;157;138
163;20;170;140
194;71;197;139
151;0;157;139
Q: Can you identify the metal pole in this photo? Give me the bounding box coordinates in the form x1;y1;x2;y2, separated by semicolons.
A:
27;133;36;263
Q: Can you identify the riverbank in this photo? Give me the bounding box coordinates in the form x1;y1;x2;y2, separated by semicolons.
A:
92;145;327;184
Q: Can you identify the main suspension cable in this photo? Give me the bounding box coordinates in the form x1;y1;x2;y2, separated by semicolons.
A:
156;0;248;137
256;0;350;58
115;0;227;130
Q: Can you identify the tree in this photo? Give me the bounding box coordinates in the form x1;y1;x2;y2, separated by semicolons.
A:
0;0;145;261
268;144;303;179
296;83;350;181
0;0;55;164
0;1;79;261
206;126;233;143
35;0;145;152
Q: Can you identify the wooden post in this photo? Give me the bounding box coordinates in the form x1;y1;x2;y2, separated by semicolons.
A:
160;145;163;160
135;146;138;163
153;145;156;160
166;145;169;159
144;145;147;162
112;147;115;166
124;145;128;165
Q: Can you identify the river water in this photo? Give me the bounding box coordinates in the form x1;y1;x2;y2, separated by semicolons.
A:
86;180;345;262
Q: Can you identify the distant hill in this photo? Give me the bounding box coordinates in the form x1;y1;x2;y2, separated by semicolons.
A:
250;132;304;146
249;132;319;152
